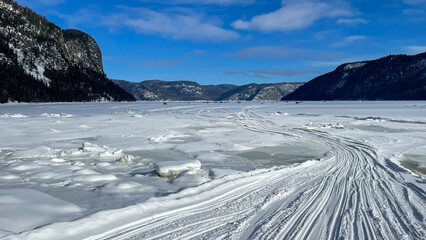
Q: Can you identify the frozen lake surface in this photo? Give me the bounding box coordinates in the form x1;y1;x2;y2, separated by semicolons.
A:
0;101;425;239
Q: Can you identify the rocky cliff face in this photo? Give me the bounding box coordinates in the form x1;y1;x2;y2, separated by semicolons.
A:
113;80;303;101
62;29;104;74
0;0;134;103
283;52;426;100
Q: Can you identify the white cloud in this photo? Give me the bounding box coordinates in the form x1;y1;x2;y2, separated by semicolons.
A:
53;6;239;42
337;18;369;25
231;46;344;61
225;68;321;78
404;46;426;54
138;0;254;6
38;0;64;5
403;9;425;14
144;59;185;67
343;35;366;43
50;8;99;28
232;0;355;32
313;30;337;40
332;35;366;47
16;0;65;7
105;8;239;42
192;50;208;56
403;0;426;5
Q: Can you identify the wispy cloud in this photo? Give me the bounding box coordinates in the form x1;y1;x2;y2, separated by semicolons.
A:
404;46;426;54
337;18;369;25
138;0;254;6
403;9;425;14
232;0;355;32
105;7;239;42
143;59;185;67
103;56;132;61
225;68;322;79
49;8;100;28
403;0;426;5
38;0;65;5
17;0;65;6
231;46;344;61
344;35;366;42
332;35;366;47
313;30;337;40
192;50;208;56
51;6;239;42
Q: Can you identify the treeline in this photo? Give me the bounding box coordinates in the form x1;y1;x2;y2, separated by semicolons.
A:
0;63;135;103
0;0;135;103
283;53;426;100
0;26;133;103
1;0;61;40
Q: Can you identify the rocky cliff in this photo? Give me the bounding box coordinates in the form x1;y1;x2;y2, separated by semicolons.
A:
283;52;426;100
0;0;134;103
62;29;104;74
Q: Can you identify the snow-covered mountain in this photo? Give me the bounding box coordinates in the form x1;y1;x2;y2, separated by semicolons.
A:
0;0;135;103
283;52;426;100
114;80;303;101
113;80;238;101
218;82;304;101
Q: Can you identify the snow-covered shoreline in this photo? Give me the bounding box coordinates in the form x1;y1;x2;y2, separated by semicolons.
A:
0;101;425;239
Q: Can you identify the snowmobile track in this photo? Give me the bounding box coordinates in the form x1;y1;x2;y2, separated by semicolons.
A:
17;106;425;240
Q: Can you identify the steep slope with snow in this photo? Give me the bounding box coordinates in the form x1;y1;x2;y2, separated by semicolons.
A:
0;0;135;103
113;79;238;101
114;80;303;101
62;29;104;74
283;52;426;100
218;82;304;101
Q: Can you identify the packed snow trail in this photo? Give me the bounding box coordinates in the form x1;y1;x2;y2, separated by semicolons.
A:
18;108;425;240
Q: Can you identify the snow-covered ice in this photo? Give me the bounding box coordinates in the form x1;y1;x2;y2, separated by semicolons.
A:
0;101;425;239
0;188;80;235
155;160;202;177
0;113;27;118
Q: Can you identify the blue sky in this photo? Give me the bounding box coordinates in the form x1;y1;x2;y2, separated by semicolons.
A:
16;0;426;85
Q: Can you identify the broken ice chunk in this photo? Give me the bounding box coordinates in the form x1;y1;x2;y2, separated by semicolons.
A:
155;160;202;178
99;149;123;158
81;142;101;152
119;155;134;163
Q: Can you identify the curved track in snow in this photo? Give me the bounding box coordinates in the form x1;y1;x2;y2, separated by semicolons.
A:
21;107;426;240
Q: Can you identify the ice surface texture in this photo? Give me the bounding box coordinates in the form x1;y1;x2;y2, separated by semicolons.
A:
0;101;425;239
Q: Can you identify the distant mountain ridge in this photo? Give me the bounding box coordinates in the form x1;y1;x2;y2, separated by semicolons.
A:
0;0;135;103
0;0;301;103
113;80;304;101
3;1;424;103
217;82;304;101
283;52;426;101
